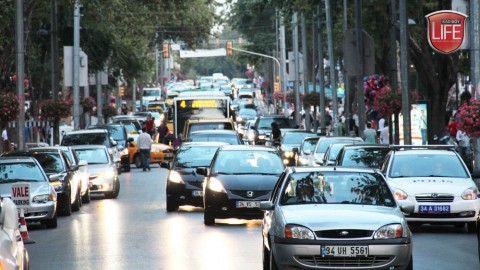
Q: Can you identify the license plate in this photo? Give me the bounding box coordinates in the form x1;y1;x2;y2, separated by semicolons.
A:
321;246;369;257
192;190;203;197
236;201;260;208
419;205;450;213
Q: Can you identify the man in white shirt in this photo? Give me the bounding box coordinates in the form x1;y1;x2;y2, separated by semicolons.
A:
2;127;9;153
379;122;389;144
456;130;470;157
137;127;152;171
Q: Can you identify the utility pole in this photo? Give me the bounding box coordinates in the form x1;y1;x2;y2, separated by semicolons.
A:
301;14;310;130
51;0;60;144
326;0;338;136
96;71;103;124
317;4;326;134
355;0;366;138
279;16;288;117
400;0;411;144
73;0;82;130
470;0;480;172
15;0;25;150
343;0;349;135
293;12;301;126
312;9;317;132
390;0;399;144
132;79;137;114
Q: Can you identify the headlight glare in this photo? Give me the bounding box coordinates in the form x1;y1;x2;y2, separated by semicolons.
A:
298;156;308;165
208;177;226;193
461;187;478;200
393;188;408;200
258;135;266;140
168;171;184;184
285;224;315;239
283;151;294;158
374;224;404;239
50;181;63;191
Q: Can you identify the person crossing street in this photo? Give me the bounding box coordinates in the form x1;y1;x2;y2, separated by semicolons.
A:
137;127;152;171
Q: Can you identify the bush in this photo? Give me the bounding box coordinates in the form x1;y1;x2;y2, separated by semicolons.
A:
0;94;20;123
40;99;72;120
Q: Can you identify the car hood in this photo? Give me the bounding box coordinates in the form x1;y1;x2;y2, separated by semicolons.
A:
0;181;51;197
175;168;205;183
387;177;475;194
281;144;300;152
280;204;404;230
87;164;115;175
215;174;280;190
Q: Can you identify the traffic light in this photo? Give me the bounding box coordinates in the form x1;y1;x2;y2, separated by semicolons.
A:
162;43;169;58
119;86;125;96
226;41;233;56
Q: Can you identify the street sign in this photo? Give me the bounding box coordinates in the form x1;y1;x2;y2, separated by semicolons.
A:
11;183;31;208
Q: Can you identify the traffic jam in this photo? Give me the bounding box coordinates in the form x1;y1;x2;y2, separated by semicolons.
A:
1;1;480;270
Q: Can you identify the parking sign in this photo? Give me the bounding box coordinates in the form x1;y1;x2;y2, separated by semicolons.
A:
11;183;31;208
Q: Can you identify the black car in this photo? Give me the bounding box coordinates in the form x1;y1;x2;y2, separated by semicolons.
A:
250;116;291;145
87;124;130;172
279;130;316;166
188;130;244;145
198;145;285;225
335;144;391;169
162;142;229;212
3;149;82;216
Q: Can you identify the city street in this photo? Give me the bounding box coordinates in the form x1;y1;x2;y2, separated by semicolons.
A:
25;167;479;270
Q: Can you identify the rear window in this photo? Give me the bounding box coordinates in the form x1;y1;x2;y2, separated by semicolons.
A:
188;123;233;135
61;133;110;147
257;117;290;129
74;148;109;164
189;134;239;145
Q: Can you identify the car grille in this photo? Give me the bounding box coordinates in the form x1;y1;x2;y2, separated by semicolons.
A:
230;190;269;198
189;182;203;189
415;194;454;203
296;255;393;267
315;230;373;239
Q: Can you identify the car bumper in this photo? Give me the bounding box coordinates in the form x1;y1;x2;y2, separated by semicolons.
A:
400;199;480;223
205;191;267;219
272;238;412;270
167;182;204;207
151;152;174;163
121;155;130;166
23;202;56;222
90;176;115;193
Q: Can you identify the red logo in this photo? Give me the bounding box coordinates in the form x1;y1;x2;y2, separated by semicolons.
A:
426;10;468;54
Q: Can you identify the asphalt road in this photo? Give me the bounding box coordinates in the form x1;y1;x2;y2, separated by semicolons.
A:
25;166;480;270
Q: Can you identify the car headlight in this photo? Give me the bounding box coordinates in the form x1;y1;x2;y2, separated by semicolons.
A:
208;177;227;193
236;116;243;122
298;156;309;165
122;148;129;156
374;224;404;239
100;167;116;179
258;135;266;140
283;151;294;158
50;181;64;192
33;194;54;203
461;187;478;200
285;224;315;240
392;188;408;200
168;170;184;184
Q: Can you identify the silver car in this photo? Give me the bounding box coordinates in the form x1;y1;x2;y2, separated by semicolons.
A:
260;167;414;270
70;145;120;199
0;157;57;228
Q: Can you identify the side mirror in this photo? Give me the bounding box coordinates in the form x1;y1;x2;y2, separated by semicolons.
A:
196;167;209;176
78;160;88;166
49;174;61;182
160;162;170;169
259;201;274;211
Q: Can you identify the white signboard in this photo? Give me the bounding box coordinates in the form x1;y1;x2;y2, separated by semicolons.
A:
179;48;226;58
11;183;31;208
63;46;89;87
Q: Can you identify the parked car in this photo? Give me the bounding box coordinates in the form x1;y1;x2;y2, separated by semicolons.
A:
126;137;175;168
70;145;120;199
87;124;130;172
0;157;57;228
382;145;480;232
295;136;320;166
309;136;364;166
162;142;229;212
335;144;391;168
0;197;30;269
279;130;316;166
260;166;414;270
3;149;82;216
198;145;285;225
188;130;243;145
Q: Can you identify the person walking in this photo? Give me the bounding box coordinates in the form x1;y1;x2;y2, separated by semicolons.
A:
379;122;390;144
2;125;9;153
157;120;169;144
363;122;377;143
137;127;152;171
418;110;427;145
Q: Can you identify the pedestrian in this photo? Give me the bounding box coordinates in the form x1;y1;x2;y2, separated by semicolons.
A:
157;120;169;144
337;118;345;136
456;129;470;157
271;122;282;145
137;127;152;171
144;114;155;138
363;122;377;143
418;110;427;145
2;125;9;153
379;122;390;144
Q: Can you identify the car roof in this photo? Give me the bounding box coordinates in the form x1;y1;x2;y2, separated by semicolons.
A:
342;143;390;149
181;142;230;147
218;145;277;151
65;129;108;135
30;146;71;151
319;136;363;141
284;130;316;135
285;166;378;174
190;130;238;135
69;145;108;150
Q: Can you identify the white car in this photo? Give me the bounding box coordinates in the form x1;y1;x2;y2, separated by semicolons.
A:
70;145;120;199
382;145;480;232
309;136;364;166
0;198;29;270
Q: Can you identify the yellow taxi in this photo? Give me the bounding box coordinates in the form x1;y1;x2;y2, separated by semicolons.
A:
127;138;175;168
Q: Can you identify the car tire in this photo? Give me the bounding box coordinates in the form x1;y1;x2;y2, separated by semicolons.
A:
467;222;476;233
124;163;131;172
134;154;142;168
204;207;215;226
106;178;120;199
23;247;29;270
262;241;270;270
406;256;413;270
82;187;91;204
62;190;72;216
72;189;81;212
43;213;57;229
166;196;178;212
269;248;279;270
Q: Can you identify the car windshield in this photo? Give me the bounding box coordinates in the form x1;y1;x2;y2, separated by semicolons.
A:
189;134;239;145
31;153;64;173
62;133;109;147
316;138;362;154
341;148;391;168
238;109;257;116
174;145;219;168
212;150;284;175
282;132;313;145
258;118;290;129
389;153;469;178
74;148;109;164
0;162;46;182
302;138;319;154
280;171;395;206
189;123;233;134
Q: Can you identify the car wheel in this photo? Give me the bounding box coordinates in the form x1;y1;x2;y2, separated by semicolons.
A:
406;256;413;270
467;222;476;233
124;163;131;172
134;154;142;168
166;196;178;212
204;207;215;226
43;213;58;229
62;190;72;216
82;187;91;203
106;178;120;199
72;189;81;212
269;247;279;270
23;248;29;270
262;240;270;270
